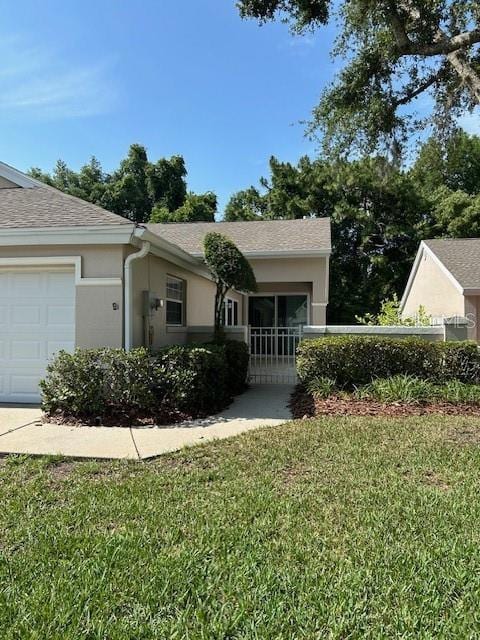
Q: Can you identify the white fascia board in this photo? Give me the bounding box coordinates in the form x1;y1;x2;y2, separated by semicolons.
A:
135;228;213;280
0;224;135;246
0;161;44;188
399;241;464;312
188;249;331;259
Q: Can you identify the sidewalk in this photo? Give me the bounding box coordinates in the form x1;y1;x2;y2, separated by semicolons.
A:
0;385;293;460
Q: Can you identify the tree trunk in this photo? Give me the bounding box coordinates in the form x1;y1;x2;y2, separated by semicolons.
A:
446;50;480;104
214;286;227;342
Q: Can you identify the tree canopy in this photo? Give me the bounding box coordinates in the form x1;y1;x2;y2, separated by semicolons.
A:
150;192;217;223
203;232;257;337
29;144;217;224
237;0;480;156
224;129;480;323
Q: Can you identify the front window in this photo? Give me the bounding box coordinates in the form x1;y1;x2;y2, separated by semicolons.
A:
166;275;185;325
222;298;239;326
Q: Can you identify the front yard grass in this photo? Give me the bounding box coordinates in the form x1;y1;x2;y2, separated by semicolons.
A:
2;415;480;638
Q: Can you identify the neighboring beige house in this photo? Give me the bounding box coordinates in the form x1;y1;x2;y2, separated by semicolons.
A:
401;239;480;339
0;162;331;402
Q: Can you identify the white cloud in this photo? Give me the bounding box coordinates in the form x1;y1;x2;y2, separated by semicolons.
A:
0;36;116;119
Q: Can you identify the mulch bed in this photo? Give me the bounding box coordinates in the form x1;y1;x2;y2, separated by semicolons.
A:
289;386;480;419
43;408;193;428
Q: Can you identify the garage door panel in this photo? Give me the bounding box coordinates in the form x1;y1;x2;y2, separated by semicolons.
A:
12;305;43;324
9;272;46;296
47;304;75;325
10;375;42;395
0;269;75;403
11;340;43;359
47;271;76;295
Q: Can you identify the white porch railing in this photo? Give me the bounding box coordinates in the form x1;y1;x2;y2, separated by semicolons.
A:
248;326;301;384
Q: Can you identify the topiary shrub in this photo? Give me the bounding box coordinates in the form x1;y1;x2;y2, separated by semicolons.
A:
203;232;257;339
296;336;480;390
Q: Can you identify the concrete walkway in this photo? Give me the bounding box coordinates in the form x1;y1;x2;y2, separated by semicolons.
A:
0;385;293;460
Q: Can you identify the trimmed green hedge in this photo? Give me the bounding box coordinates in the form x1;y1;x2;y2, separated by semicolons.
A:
296;336;480;389
40;341;249;421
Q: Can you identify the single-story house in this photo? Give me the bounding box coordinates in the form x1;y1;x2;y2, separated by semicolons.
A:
0;161;331;402
401;239;480;340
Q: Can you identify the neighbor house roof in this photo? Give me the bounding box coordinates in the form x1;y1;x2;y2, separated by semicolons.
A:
146;218;331;257
401;238;480;310
0;185;131;229
423;239;480;291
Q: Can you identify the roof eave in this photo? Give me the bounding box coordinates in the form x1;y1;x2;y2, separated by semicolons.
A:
134;227;213;280
188;249;332;259
0;161;44;188
0;224;135;246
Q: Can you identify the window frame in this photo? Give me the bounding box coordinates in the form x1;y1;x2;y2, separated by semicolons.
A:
222;297;239;327
166;275;186;327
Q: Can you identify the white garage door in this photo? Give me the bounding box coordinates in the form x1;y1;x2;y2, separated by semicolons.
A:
0;268;75;403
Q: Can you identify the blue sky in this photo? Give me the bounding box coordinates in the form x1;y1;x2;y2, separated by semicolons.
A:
1;1;478;217
0;0;337;215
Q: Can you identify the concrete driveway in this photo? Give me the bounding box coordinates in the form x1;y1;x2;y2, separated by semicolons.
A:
0;385;293;460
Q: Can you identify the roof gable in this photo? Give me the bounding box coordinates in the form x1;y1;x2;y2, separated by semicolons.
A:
423;239;480;292
0;162;131;229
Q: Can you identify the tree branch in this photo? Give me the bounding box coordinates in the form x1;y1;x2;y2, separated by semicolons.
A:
412;29;480;57
384;1;412;51
385;3;480;58
446;49;480;104
393;69;444;107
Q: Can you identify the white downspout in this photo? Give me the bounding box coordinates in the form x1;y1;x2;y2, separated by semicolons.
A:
124;241;150;350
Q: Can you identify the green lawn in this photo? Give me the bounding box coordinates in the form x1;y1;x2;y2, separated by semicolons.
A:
2;416;480;638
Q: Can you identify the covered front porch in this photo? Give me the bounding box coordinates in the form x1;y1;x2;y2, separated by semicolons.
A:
247;290;318;384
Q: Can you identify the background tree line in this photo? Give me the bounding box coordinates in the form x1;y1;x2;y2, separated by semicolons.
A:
225;130;480;322
30;130;480;323
29;143;217;225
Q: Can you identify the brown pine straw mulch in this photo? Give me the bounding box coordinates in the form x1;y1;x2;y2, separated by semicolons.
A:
289;386;480;419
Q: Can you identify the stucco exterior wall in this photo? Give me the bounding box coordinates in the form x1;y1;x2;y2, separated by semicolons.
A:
248;256;328;324
402;251;465;319
0;244;125;277
130;253;243;349
0;244;125;349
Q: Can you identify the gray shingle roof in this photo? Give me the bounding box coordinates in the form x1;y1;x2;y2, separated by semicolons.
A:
0;185;131;229
147;218;331;255
425;239;480;290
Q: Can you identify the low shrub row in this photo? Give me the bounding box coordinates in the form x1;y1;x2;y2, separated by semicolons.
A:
297;336;480;389
305;373;480;406
40;340;249;422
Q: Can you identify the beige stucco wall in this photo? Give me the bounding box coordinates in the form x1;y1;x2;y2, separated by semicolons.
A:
402;250;465;319
463;295;480;341
249;256;328;324
0;243;329;352
0;244;124;349
130;253;244;349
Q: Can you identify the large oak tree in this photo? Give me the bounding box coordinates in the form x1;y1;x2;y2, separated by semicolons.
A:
237;1;480;155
